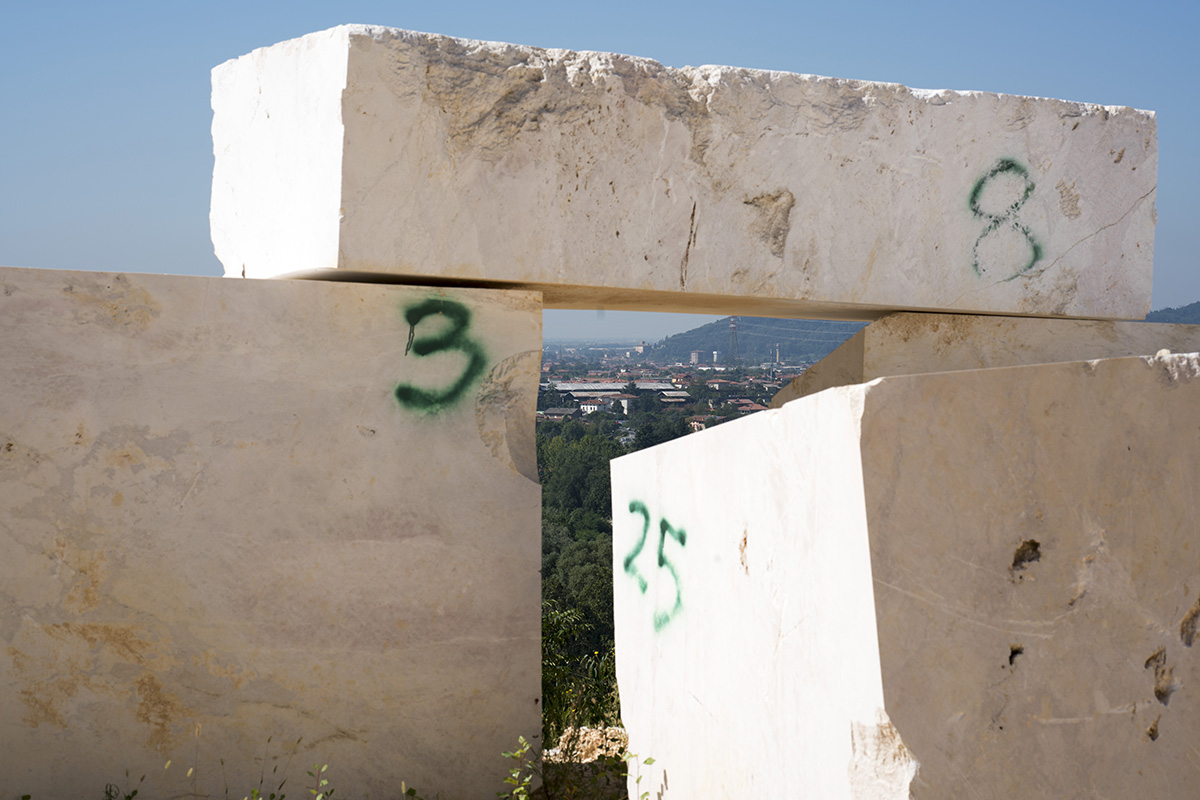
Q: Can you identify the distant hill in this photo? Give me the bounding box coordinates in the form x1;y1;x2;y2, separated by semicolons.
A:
1145;301;1200;324
651;303;1200;366
651;316;865;365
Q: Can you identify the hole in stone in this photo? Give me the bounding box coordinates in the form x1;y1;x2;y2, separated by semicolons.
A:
1147;716;1160;741
1009;645;1024;666
1011;540;1041;571
1181;594;1200;647
1145;647;1178;707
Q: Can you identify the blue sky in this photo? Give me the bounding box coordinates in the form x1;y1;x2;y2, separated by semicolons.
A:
2;0;1195;341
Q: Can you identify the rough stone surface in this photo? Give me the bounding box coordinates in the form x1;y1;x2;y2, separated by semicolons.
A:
0;266;542;800
772;313;1200;406
613;353;1200;798
212;25;1155;320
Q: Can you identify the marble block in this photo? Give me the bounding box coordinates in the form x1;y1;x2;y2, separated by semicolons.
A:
0;266;542;799
612;353;1200;799
212;26;1155;320
772;313;1200;406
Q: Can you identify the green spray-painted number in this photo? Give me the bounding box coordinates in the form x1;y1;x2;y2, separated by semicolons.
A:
624;500;652;592
394;298;488;414
652;517;687;631
623;500;687;631
969;158;1043;280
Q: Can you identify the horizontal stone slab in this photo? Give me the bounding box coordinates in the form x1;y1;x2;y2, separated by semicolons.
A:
613;353;1200;798
211;26;1156;320
772;313;1200;405
0;267;542;798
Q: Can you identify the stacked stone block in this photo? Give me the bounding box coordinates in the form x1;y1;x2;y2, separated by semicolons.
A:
613;354;1200;798
0;268;541;798
211;25;1155;320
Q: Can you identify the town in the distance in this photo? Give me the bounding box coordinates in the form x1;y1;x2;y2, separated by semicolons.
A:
537;300;1200;443
538;315;865;439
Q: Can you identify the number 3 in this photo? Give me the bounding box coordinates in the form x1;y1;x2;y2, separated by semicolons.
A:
394;298;488;413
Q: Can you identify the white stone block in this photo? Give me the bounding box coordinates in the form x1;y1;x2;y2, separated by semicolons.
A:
772;313;1200;405
212;26;1156;320
0;267;542;799
613;353;1200;798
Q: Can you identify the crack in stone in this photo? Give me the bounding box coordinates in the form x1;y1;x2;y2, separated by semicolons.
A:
679;201;697;289
1014;184;1156;283
945;184;1155;308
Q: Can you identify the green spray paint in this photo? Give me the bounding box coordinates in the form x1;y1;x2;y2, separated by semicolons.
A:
394;297;488;414
652;517;687;631
624;500;652;592
623;499;687;632
969;158;1043;280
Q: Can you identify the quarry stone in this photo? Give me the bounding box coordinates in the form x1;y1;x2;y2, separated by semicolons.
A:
212;25;1155;320
0;266;542;799
772;313;1200;405
612;353;1200;798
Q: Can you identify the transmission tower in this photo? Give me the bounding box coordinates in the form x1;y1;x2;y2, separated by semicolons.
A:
728;316;740;365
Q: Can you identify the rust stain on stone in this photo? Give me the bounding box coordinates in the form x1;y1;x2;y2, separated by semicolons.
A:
44;622;158;665
1056;179;1082;219
883;313;982;350
100;441;170;480
135;673;193;753
8;645;95;729
62;550;108;614
872;719;913;764
17;679;76;728
848;712;920;797
63;274;162;331
194;649;258;689
8;621;177;732
72;422;94;449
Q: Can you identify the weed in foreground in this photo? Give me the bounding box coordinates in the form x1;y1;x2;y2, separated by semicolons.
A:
18;735;651;800
305;763;334;800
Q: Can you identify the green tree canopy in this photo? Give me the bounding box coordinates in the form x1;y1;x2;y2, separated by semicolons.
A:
633;411;689;451
539;432;626;515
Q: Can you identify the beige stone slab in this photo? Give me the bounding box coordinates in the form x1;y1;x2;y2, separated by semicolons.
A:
771;312;1200;406
0;266;542;799
212;26;1155;320
612;353;1200;798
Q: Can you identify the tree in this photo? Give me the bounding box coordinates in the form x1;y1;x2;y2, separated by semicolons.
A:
539;388;570;410
551;535;615;654
688;380;718;402
634;392;661;414
632;411;689;450
587;412;621;437
540;433;625;515
560;418;586;442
